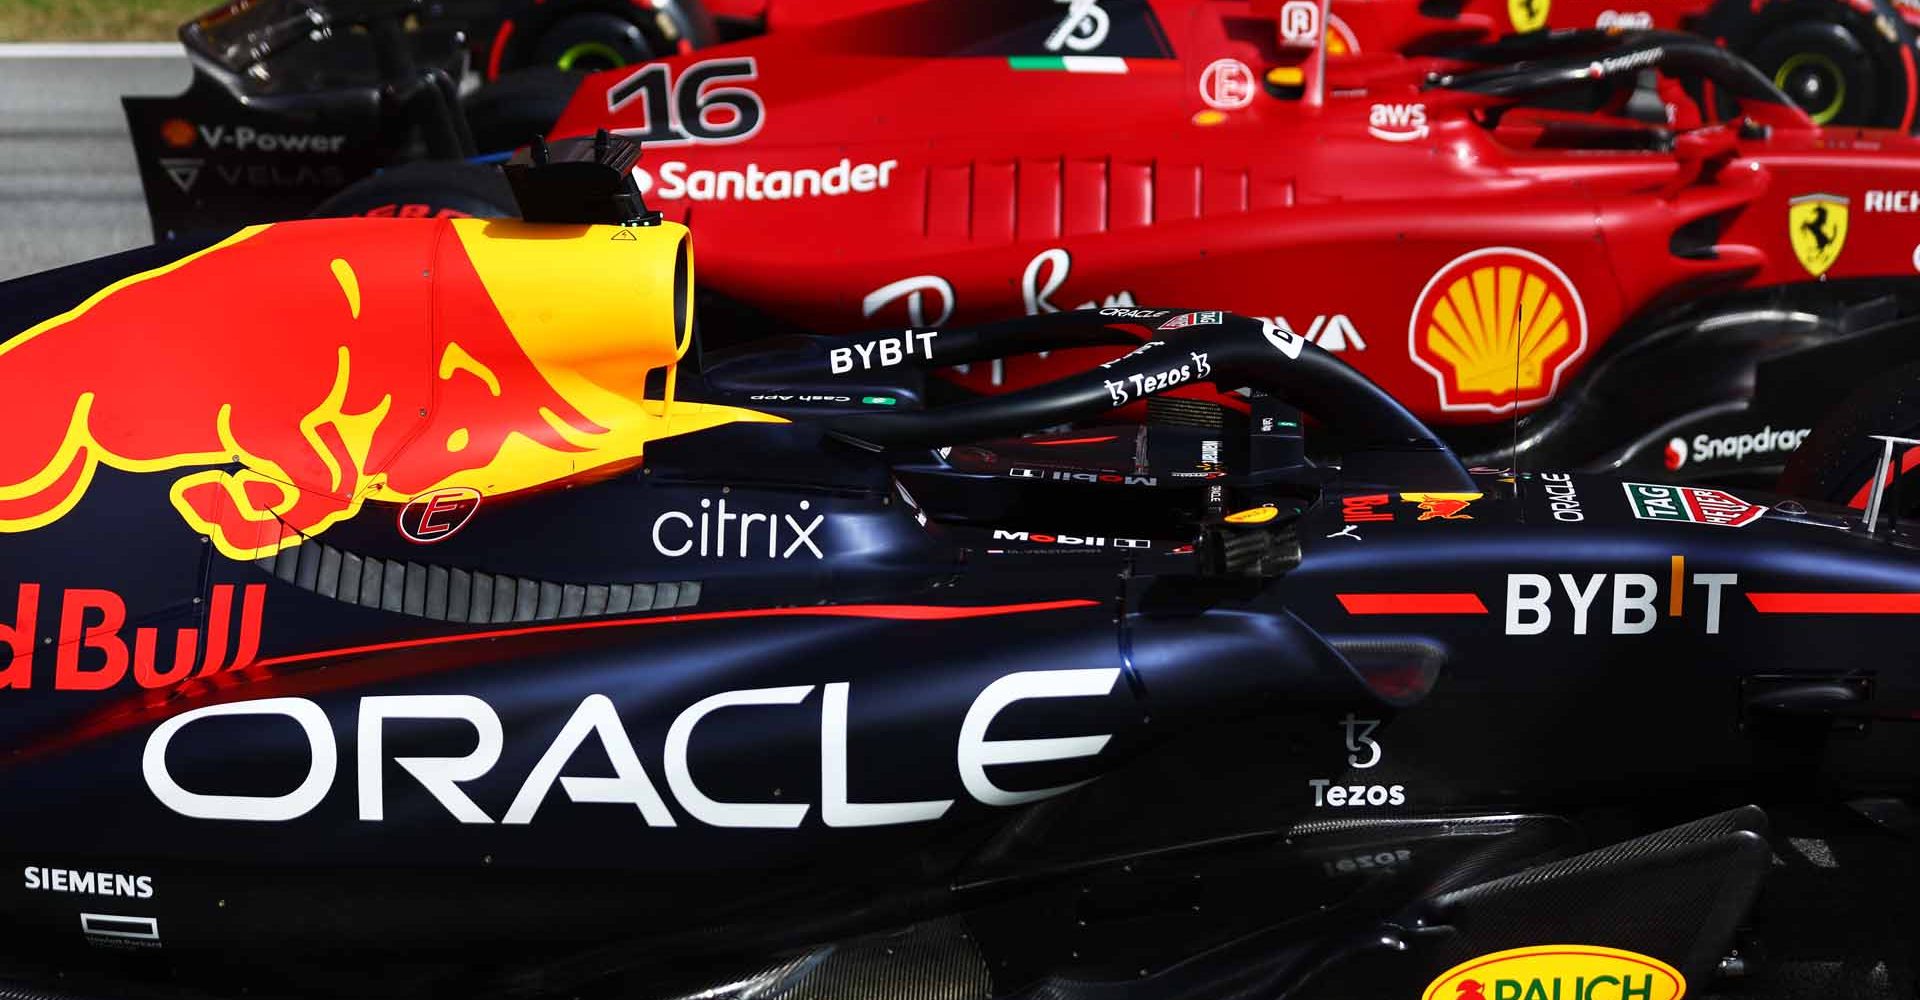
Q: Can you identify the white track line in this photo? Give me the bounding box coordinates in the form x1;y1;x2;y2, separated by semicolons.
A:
0;42;184;58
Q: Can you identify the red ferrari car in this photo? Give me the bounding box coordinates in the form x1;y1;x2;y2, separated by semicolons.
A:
130;0;1920;503
365;2;1920;494
692;0;1920;127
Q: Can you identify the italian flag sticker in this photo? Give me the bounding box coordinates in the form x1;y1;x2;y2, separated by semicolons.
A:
1008;55;1129;73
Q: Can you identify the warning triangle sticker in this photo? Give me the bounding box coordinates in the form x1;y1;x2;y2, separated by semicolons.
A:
611;228;637;241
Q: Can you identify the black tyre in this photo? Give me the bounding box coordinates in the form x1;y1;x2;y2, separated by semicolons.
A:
1725;0;1917;128
531;11;657;73
307;161;519;220
1776;360;1920;514
486;1;717;78
463;67;580;156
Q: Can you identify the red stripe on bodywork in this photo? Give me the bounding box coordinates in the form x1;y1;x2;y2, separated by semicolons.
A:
1846;444;1920;508
487;20;515;81
1902;45;1917;134
1337;593;1487;615
1747;593;1920;614
252;599;1102;670
1030;436;1119;446
35;599;1103;760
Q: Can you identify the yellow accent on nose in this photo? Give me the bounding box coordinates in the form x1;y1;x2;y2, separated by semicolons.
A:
1193;110;1228;126
447;427;470;452
1266;66;1303;86
329;258;360;319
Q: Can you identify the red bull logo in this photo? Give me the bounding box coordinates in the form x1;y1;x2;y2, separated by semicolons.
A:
1403;492;1480;521
0;218;781;561
0;583;263;691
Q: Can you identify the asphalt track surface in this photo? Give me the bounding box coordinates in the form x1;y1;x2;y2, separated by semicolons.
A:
0;43;1915;1000
0;48;190;282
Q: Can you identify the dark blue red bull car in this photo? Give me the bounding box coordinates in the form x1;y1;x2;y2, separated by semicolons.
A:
0;139;1913;999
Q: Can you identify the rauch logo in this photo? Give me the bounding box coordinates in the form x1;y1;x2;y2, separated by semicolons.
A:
1423;945;1685;1000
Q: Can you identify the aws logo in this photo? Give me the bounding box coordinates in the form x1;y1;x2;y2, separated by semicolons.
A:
1409;248;1588;414
1425;945;1684;1000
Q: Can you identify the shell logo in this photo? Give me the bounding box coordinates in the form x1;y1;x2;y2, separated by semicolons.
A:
1408;247;1588;414
1423;945;1686;1000
160;118;197;149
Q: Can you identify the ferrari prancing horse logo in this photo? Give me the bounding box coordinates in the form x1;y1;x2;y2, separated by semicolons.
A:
1788;193;1849;277
1508;0;1550;33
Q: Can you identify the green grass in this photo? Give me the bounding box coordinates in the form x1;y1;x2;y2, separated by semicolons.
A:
0;0;212;41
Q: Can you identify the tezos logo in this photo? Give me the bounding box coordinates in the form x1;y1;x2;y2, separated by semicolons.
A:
1102;352;1210;405
1367;103;1429;142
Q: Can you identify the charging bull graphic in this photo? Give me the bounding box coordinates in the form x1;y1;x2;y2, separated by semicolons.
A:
0;218;776;560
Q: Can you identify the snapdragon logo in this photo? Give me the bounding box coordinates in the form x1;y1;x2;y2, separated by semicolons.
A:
652;498;825;560
1666;425;1809;469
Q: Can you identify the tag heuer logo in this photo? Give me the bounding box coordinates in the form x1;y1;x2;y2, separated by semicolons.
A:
1623;483;1767;528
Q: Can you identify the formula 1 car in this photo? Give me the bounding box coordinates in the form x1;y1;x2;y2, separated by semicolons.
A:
383;15;1920;499
128;2;1920;513
0;138;1918;1000
1325;0;1920;128
127;1;1920;510
128;0;1920;235
450;0;718;79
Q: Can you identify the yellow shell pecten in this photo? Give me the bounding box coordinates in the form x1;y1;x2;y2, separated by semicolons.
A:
1423;263;1570;396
